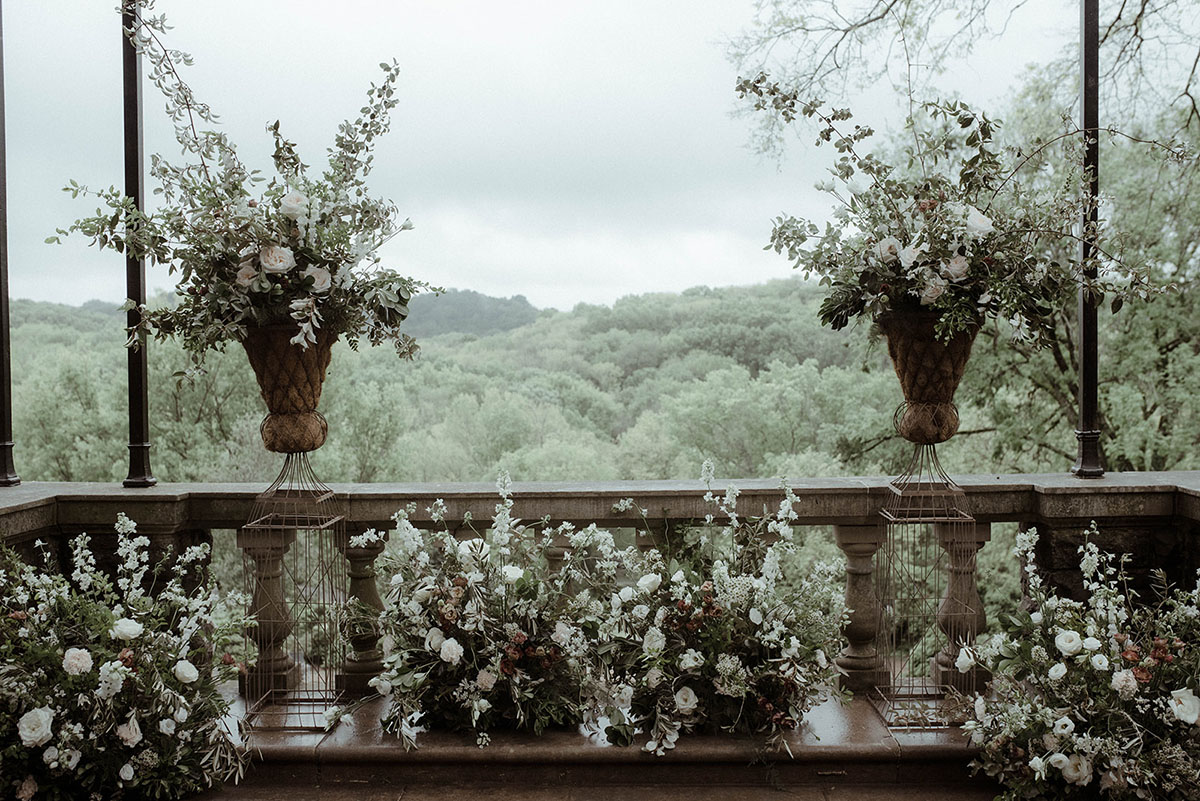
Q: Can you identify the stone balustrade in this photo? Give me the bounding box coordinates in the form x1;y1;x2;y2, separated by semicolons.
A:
3;472;1199;697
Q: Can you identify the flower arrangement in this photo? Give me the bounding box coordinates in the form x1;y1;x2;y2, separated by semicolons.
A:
736;74;1153;343
371;476;598;749
963;525;1200;799
0;515;249;800
588;464;847;755
52;2;435;372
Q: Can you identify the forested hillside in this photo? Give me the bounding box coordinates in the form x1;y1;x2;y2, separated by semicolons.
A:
9;274;1199;485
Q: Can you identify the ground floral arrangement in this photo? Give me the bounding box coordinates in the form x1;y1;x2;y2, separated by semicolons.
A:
358;466;848;755
0;515;249;800
962;525;1200;800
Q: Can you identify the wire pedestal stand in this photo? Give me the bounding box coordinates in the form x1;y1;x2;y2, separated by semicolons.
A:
240;452;347;730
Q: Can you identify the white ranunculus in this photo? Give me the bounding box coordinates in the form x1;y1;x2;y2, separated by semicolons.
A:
642;626;666;656
1053;716;1075;736
674;686;699;714
119;763;135;782
964;206;995;237
235;260;258;288
942;254;969;281
955;648;975;673
173;659;200;684
62;647;93;676
1061;754;1093;786
1048;662;1068;681
110;617;144;640
18;707;54;747
476;669;497;692
1169;688;1200;724
919;276;947;306
1082;636;1103;652
501;565;524;583
158;718;177;736
116;716;142;747
875;236;902;263
259;245;296;274
425;627;446;651
637;573;662;594
279;190;309;219
678;649;705;672
302;265;332;293
1090;653;1110;671
439;637;464;665
1055;630;1083;656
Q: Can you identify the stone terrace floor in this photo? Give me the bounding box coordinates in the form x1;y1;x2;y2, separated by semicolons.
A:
192;696;1002;801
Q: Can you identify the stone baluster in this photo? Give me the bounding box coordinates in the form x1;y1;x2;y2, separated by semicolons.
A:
931;522;991;694
834;524;890;692
336;526;387;696
237;527;299;697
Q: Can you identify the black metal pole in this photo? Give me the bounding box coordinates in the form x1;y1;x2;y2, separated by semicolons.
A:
122;3;155;487
1071;0;1103;478
0;0;19;486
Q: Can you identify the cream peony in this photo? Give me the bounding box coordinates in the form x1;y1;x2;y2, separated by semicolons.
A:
173;659;199;684
1055;630;1083;656
259;245;296;274
62;647;93;676
18;707;54;747
278;190;309;219
674;686;699;714
1169;688;1200;724
302;265;332;293
110;617;144;640
439;637;464;665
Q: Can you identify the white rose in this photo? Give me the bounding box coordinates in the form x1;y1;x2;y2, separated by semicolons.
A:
954;648;975;673
875;236;902;263
964;205;995;237
1169;688;1200;725
62;647;93;676
158;718;177;736
1053;715;1075;736
642;626;666;656
1055;630;1083;656
678;649;705;672
119;763;135;782
476;669;497;691
18;707;54;747
110;617;144;640
674;686;699;714
942;254;969;281
1090;653;1109;671
1048;662;1068;681
637;573;662;594
439;637;464;665
279;190;309;220
898;243;927;269
1061;754;1093;786
501;565;524;584
235;260;258;288
1082;636;1103;652
302;265;332;293
425;627;446;651
173;659;200;684
259;245;296;274
919;276;947;306
116;716;142;747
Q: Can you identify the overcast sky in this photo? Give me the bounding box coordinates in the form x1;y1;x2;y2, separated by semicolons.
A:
4;1;1075;311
